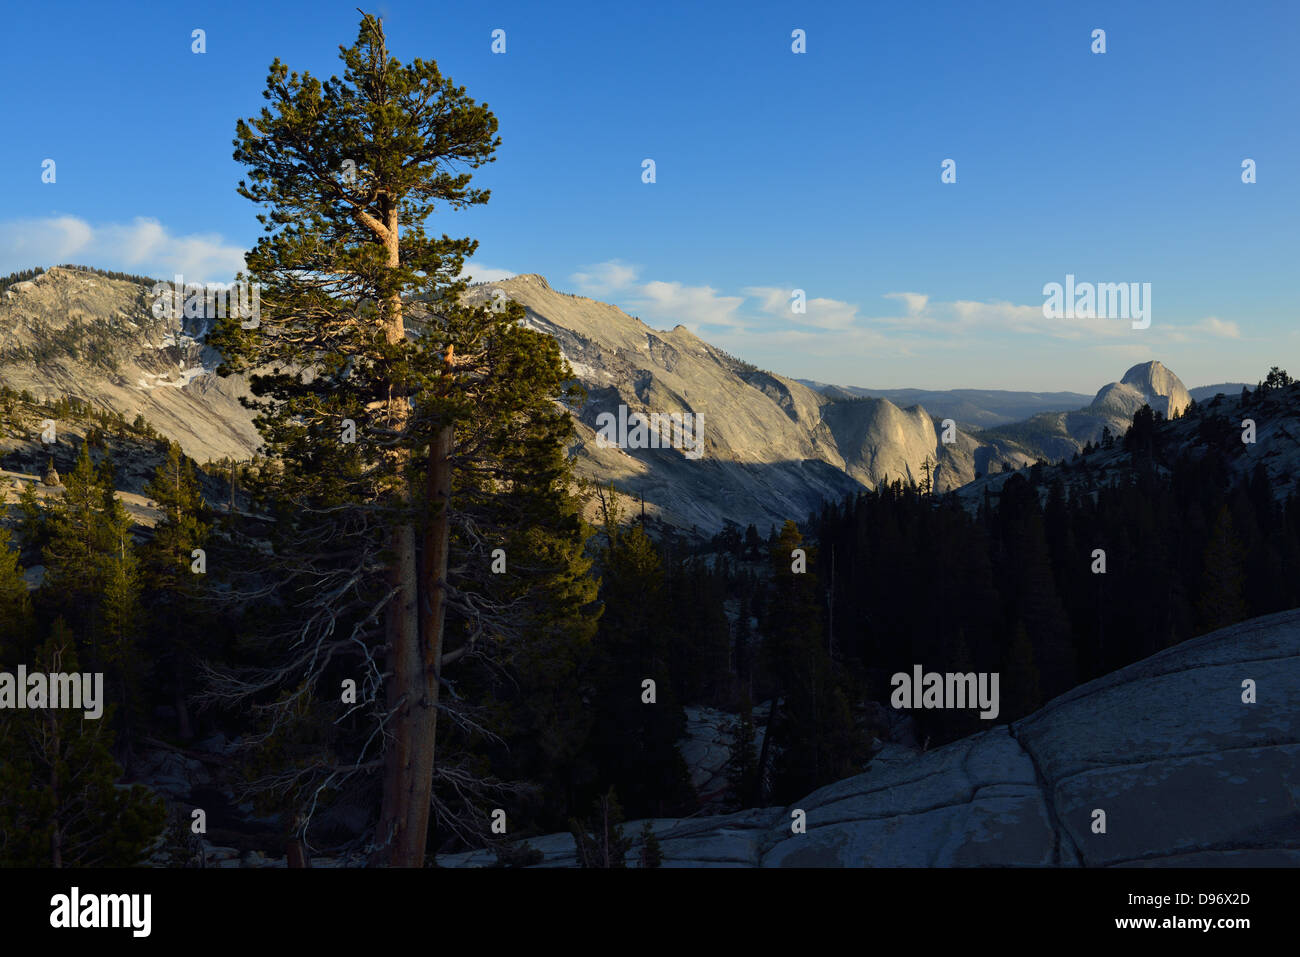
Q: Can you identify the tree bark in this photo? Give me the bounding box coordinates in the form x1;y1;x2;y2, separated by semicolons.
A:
370;196;431;866
287;837;310;868
417;425;453;849
753;696;780;807
372;522;420;865
369;426;451;866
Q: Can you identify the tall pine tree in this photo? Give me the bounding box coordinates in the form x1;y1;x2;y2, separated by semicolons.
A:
141;441;212;740
207;11;597;864
0;621;164;867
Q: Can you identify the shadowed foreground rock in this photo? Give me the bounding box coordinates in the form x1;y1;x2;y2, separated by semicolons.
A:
441;609;1300;867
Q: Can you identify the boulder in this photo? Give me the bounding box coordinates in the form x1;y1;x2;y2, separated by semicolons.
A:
677;704;769;808
439;609;1300;867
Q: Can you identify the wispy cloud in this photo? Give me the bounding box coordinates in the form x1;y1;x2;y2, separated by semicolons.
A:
571;259;640;295
745;286;861;330
1193;317;1241;339
460;262;516;283
567;260;1266;381
570;260;744;329
0;216;246;283
884;292;929;316
627;280;745;329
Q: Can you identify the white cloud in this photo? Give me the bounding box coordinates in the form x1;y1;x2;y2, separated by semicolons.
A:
884;292;928;316
744;286;790;316
873;294;1163;342
0;216;246;283
460;262;516;283
571;259;640;295
744;285;860;330
1194;317;1241;339
800;298;860;331
948;299;1061;334
626;280;745;330
0;215;93;265
560;262;1264;385
101;219;169;264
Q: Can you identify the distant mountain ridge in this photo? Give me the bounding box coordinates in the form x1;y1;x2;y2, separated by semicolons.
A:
468;276;1203;530
0;266;259;463
1190;382;1253;402
0;265;1233;534
953;380;1300;513
796;381;1094;428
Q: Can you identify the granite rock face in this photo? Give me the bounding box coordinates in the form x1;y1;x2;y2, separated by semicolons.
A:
439;609;1300;867
678;704;770;808
466;275;924;533
466;279;1220;530
0;267;260;463
3;267;1209;534
1012;607;1300;867
1079;360;1193;442
1117;360;1194;418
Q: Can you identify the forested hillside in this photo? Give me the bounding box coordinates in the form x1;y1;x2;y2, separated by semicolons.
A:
3;368;1295;865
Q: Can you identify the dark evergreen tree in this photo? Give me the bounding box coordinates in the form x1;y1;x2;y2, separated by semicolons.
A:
637;820;663;868
0;526;32;665
1002;621;1041;719
1196;505;1247;632
570;788;632;868
0;622;165;867
724;692;760;810
38;441;143;748
760;521;863;803
585;491;695;818
204;10;596;864
141;441;211;740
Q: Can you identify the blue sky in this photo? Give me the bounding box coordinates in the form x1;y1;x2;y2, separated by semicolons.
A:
2;0;1296;391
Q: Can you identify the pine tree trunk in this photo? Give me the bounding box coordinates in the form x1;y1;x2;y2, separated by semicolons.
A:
369;426;451;866
371;197;423;865
370;201;451;867
372;517;422;866
286;834;310;868
415;425;454;854
754;696;780;807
